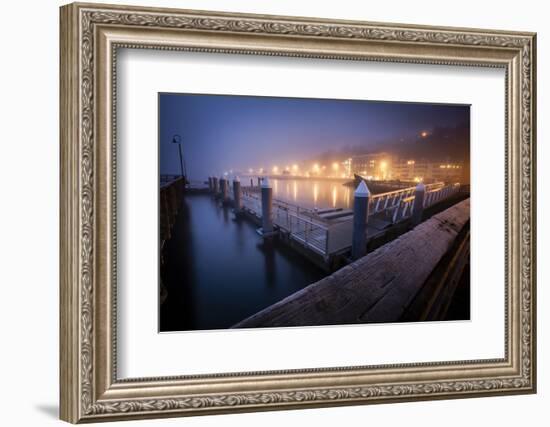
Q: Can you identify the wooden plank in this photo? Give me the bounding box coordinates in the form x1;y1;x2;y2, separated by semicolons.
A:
319;209;353;220
316;207;343;214
233;198;470;328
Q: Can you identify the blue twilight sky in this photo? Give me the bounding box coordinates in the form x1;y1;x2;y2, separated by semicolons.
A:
159;93;469;179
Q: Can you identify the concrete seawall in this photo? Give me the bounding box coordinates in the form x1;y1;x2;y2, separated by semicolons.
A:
233;198;470;328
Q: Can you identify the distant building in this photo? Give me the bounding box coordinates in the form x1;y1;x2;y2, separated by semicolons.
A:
392;159;464;183
351;152;393;180
351;153;466;183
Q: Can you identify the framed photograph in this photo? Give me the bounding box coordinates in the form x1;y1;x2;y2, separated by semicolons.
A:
60;2;537;423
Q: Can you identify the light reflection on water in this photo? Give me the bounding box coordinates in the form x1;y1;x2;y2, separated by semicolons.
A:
267;178;353;210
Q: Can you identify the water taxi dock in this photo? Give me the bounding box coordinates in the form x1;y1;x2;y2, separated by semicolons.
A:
161;174;466;271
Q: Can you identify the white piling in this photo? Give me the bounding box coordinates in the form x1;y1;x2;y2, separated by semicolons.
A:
233;176;242;211
412;182;426;225
261;177;273;235
352;180;370;260
212;176;219;193
220;177;228;201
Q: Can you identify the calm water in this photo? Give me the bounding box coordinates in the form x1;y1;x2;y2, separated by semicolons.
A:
160;193;326;331
244;177;353;210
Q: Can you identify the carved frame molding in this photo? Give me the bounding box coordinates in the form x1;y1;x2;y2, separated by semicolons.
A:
60;2;536;423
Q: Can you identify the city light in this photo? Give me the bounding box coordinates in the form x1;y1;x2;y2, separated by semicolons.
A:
238;155;460;182
343;158;352;178
420;131;429;138
313;182;319;204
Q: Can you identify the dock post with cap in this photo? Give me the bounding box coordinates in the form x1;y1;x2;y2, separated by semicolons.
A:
412;182;426;225
352;180;370;260
212;176;219;194
233;177;242;212
261;177;273;235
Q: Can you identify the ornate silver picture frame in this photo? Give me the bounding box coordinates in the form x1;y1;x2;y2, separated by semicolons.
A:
60;2;536;423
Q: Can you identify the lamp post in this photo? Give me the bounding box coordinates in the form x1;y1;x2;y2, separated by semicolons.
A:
171;134;187;181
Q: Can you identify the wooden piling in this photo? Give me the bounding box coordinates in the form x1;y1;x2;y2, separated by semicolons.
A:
412;182;426;225
261;177;273;234
219;177;227;199
212;176;219;193
233;177;242;211
351;180;370;260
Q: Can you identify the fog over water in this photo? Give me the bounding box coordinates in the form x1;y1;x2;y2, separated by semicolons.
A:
159;93;470;180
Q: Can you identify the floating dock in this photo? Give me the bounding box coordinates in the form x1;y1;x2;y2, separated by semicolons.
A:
159;175;470;323
161;174;466;271
235;179;463;269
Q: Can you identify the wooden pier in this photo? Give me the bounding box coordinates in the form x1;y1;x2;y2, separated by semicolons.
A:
159;176;185;247
159;176;186;304
159;175;470;322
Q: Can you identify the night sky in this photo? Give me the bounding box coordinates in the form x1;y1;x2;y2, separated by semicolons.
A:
159;93;470;179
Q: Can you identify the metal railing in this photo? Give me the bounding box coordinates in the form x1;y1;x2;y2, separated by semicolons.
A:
240;190;328;255
423;183;461;208
233;182;461;258
368;182;444;216
274;208;328;255
240;189;316;217
241;191;262;217
390;183;461;223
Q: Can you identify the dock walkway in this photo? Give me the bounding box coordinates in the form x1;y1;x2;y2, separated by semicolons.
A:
238;181;461;259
